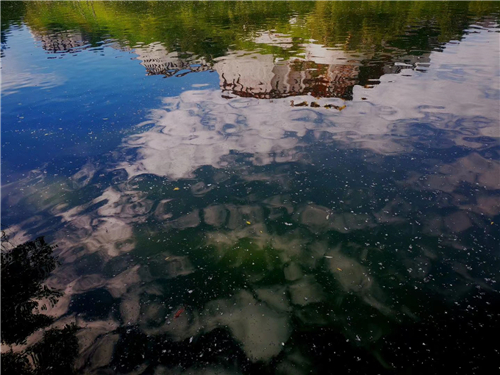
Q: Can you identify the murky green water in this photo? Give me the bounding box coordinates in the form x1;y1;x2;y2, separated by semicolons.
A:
2;2;500;374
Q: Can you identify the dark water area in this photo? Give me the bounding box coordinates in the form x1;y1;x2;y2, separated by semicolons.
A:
1;1;500;374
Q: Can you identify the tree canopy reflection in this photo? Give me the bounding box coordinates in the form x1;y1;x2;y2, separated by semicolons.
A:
18;1;500;57
1;1;495;100
1;237;61;345
1;236;80;375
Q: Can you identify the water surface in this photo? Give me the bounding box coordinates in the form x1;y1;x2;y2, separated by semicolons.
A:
2;2;500;374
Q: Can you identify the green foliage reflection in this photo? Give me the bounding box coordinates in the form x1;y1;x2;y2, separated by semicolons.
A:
8;1;497;60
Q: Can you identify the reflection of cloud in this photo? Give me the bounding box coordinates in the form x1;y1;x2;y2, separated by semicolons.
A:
429;153;500;192
354;28;500;128
204;290;291;361
118;89;309;179
119;89;498;181
113;29;498;187
297;203;374;233
325;245;392;316
289;275;324;306
77;332;119;371
7;151;497;369
1;71;64;96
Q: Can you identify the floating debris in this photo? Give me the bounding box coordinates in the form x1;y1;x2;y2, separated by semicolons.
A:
174;307;186;319
173;187;180;191
246;221;251;225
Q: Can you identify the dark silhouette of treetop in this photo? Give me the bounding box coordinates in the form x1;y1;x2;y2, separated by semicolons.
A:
1;237;62;345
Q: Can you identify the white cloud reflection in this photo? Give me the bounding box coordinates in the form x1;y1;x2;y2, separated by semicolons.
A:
113;28;498;187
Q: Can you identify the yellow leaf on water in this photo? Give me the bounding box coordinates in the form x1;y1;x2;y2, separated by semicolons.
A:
246;221;251;225
173;187;180;191
337;268;342;271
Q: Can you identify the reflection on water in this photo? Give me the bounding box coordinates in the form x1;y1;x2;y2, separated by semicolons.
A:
2;1;500;374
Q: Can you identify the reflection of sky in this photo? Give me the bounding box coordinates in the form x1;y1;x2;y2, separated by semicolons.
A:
1;27;66;95
2;71;63;96
116;28;499;181
2;21;500;374
354;26;500;128
0;27;221;180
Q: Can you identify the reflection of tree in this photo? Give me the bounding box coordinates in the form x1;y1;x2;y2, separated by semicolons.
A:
9;1;497;101
1;236;80;374
2;324;79;375
0;1;25;49
1;350;32;375
29;323;80;375
1;237;62;345
15;1;500;88
20;1;500;58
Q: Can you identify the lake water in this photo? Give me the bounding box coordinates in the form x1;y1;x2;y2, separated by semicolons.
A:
1;2;500;374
